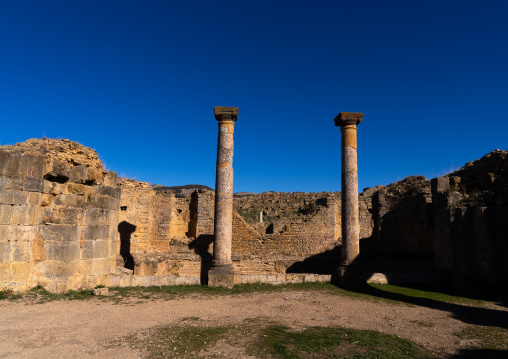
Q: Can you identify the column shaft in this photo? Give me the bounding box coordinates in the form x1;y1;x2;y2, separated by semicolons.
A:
209;106;238;288
213;121;235;265
334;112;363;270
341;127;360;264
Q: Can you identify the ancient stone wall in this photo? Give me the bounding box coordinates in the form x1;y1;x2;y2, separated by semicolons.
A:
0;139;119;292
362;176;434;255
431;150;508;287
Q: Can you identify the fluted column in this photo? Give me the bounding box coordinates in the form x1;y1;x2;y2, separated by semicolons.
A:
334;112;363;281
208;106;238;288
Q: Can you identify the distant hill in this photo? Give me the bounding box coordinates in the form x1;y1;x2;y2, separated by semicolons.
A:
152;184;214;198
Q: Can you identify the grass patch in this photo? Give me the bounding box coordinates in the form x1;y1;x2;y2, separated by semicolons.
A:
117;323;230;358
111;320;435;358
456;326;508;351
0;282;499;308
255;325;435;358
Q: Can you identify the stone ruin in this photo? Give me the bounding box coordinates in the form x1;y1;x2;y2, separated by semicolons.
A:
0;137;507;292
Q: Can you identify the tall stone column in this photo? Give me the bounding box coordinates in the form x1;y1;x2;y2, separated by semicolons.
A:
208;106;238;288
334;112;363;283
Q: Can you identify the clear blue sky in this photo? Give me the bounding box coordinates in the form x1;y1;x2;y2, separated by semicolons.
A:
1;1;506;193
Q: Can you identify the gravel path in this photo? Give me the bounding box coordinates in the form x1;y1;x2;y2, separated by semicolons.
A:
0;290;506;358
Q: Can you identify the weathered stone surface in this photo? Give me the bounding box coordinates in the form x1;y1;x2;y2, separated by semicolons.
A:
0;242;11;265
32;231;46;262
69;164;86;184
0;205;12;225
39;224;81;242
12;241;31;262
84;225;110;241
45;242;80;261
10;206;39;225
24;177;44;192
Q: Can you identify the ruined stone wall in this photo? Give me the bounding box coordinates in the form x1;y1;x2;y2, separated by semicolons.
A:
118;179;193;260
0;139;119;292
361;176;434;255
431;150;508;287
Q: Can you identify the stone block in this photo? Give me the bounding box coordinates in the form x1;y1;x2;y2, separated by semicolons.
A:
96;185;121;199
43;181;65;195
23;177;44;192
103;171;117;186
67;183;86;195
0;175;25;190
46;242;80;261
431;177;450;194
10;206;39;225
0;190;28;206
90;259;113;275
10;262;32;282
84;225;110;241
40;194;54;207
95;196;119;210
54;194;81;207
81;241;94;259
39;224;81;242
69;165;86;184
109;239;117;257
5;225;33;242
93;240;109;258
208;265;235;288
54;208;85;225
47;160;70;183
85;208;111;226
12;241;31;262
21;154;46;178
85;167;102;185
28;192;42;206
0;151;11;174
0;242;11;265
32;231;46;262
38;260;78;279
3;153;21;175
0;205;12;225
0;264;11;282
92;287;109;296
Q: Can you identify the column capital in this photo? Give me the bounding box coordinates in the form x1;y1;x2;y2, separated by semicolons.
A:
214;107;238;122
334;112;363;127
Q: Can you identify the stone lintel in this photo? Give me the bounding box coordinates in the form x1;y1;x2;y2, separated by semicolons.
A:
334;112;363;128
214;107;238;122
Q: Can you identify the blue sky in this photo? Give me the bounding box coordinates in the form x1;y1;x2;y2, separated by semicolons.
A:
1;1;506;193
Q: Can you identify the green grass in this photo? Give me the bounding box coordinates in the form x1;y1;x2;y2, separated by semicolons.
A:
255;325;434;358
0;282;499;307
111;320;435;358
116;324;230;358
456;326;508;351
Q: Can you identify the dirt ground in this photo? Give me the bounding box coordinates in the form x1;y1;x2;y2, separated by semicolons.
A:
0;289;506;358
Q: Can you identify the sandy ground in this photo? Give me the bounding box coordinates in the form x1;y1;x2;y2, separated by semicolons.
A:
0;290;506;358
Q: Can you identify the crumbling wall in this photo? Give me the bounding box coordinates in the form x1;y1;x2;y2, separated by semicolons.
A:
431;150;508;287
362;176;433;255
0;139;119;292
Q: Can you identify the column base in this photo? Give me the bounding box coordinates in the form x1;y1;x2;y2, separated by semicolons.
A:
332;262;366;289
208;263;235;288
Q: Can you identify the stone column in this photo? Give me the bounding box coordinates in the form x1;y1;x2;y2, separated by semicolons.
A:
208;106;238;288
334;112;363;282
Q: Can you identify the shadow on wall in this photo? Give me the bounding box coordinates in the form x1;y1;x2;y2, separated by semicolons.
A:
286;245;342;274
118;220;136;270
188;235;214;284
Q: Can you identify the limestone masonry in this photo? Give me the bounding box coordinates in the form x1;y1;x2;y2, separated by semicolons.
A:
1;138;507;292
